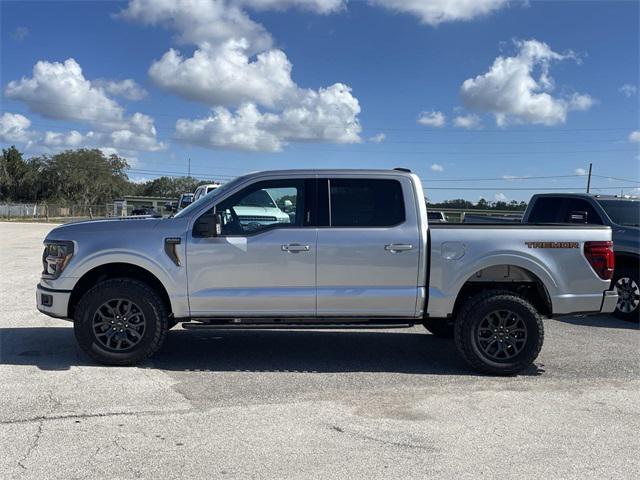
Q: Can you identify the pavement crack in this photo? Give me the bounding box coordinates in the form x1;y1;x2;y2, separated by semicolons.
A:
16;389;60;471
327;423;434;451
0;407;197;426
17;419;44;470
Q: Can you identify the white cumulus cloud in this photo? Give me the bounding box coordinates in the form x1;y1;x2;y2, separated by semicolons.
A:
149;39;297;108
417;110;446;127
453;114;482;129
430;163;444;172
0;113;34;143
494;192;508;202
237;0;344;14
119;0;273;52
121;0;361;151
574;167;587;176
366;0;511;26
4;58;164;153
42;130;85;148
176;84;361;152
460;39;594;126
6;58;124;126
368;132;385;143
0;111;165;155
619;84;637;98
629;131;640;143
95;78;148;101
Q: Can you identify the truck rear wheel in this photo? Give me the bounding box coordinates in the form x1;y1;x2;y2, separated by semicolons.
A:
74;279;169;366
612;267;640;322
422;318;454;338
454;290;544;375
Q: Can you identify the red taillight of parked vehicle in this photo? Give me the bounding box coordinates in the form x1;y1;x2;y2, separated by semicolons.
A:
584;241;615;280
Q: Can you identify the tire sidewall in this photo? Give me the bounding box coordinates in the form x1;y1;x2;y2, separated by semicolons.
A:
74;282;164;364
462;297;542;372
612;267;640;321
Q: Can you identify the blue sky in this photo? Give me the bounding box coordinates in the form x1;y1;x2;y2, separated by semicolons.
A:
1;0;639;202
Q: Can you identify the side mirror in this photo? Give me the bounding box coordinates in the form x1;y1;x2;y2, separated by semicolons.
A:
569;210;588;224
194;213;222;237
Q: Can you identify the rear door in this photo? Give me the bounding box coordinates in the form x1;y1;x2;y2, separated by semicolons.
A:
316;176;420;317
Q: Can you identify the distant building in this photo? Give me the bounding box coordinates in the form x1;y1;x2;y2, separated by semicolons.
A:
112;195;177;216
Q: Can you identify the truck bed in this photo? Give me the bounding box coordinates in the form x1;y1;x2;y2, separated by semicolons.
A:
427;222;614;317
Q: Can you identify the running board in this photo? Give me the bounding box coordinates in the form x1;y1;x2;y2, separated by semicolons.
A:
181;322;414;330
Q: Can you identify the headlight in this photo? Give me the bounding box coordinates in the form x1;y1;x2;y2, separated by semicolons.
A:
42;241;74;279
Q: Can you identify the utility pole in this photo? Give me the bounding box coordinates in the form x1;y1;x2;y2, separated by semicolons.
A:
188;158;191;178
586;162;592;193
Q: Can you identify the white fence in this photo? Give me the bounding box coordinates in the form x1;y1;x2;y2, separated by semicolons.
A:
0;203;112;221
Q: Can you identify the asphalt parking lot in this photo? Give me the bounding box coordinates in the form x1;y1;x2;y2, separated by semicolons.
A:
1;222;638;479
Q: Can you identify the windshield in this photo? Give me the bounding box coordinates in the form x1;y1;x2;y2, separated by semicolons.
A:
597;199;640;227
237;190;277;208
174;176;247;218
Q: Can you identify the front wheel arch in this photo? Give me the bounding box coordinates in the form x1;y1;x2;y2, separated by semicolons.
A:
68;263;172;320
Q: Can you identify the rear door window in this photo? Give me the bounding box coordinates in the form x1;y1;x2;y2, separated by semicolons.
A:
328;179;405;227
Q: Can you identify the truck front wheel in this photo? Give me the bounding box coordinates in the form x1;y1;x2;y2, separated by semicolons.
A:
454;291;544;375
74;278;169;365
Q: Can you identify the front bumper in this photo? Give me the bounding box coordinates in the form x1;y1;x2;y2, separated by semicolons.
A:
36;283;72;320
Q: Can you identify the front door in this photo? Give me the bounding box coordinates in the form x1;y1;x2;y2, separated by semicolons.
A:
187;179;317;317
316;177;420;317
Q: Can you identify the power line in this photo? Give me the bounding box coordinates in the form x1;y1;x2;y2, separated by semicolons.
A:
368;138;628;145
592;174;640;184
126;168;636;191
291;146;637;155
40;163;640;186
419;174;582;182
422;186;636;191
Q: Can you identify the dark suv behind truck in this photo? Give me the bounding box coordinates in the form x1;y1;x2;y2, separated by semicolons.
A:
523;193;639;321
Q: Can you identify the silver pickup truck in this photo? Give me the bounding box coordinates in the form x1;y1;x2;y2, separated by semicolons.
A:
37;169;618;374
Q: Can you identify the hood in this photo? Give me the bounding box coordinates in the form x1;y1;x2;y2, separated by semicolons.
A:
45;216;164;241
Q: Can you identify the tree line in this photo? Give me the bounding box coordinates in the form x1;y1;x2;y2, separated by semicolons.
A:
1;145;527;210
0;146;214;206
427;197;527;212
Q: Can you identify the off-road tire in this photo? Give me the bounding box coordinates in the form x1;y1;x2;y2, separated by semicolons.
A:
454;290;544;375
612;266;640;322
74;278;169;365
422;318;454;338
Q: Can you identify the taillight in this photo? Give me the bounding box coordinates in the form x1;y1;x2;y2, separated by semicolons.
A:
584;241;615;280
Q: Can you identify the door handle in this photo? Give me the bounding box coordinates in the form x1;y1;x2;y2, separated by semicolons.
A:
281;243;311;253
385;243;413;253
